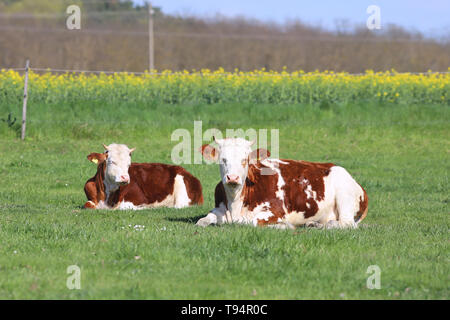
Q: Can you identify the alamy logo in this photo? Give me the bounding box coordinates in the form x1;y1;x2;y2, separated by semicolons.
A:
366;5;381;30
66;265;81;290
66;5;81;30
171;121;279;166
366;265;381;289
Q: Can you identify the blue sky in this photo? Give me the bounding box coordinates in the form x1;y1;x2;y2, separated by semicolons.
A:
134;0;450;37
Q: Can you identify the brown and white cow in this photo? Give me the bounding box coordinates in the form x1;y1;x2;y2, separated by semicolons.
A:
84;143;203;210
196;138;368;229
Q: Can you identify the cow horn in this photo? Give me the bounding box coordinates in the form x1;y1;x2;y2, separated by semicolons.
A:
102;144;109;151
129;147;136;154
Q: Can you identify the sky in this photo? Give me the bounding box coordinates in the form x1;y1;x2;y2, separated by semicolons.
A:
133;0;450;37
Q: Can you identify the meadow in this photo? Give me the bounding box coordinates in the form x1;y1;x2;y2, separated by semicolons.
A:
0;70;448;299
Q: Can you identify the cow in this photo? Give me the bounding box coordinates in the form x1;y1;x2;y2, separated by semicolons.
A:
196;137;368;229
83;143;203;210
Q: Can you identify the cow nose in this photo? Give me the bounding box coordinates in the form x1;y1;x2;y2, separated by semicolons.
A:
226;174;240;184
120;175;130;183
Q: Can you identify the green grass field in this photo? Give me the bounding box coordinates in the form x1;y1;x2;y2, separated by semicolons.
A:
0;100;448;299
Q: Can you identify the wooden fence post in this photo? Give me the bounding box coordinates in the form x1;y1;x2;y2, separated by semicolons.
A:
21;59;29;141
148;2;154;71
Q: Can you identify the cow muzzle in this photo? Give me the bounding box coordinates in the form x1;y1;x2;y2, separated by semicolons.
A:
225;174;240;185
117;175;130;185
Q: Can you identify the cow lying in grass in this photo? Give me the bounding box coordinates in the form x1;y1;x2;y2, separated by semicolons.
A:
196;137;368;229
84;143;203;210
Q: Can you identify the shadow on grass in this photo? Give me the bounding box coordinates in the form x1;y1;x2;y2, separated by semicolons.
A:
165;215;208;225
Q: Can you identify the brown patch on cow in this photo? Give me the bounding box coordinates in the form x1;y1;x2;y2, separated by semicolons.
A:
83;159;203;209
256;214;280;226
183;169;204;205
279;160;334;218
355;186;369;223
214;181;227;209
212;159;335;224
243;164;286;223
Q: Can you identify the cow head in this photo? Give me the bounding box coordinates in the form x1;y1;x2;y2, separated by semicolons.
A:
89;143;136;190
201;137;270;188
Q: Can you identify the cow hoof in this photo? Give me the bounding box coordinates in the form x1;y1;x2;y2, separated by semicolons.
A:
84;201;96;209
305;221;324;229
325;220;340;229
196;218;211;227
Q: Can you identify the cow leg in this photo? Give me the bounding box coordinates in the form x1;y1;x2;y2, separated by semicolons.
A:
83;179;98;209
325;220;357;229
196;203;227;227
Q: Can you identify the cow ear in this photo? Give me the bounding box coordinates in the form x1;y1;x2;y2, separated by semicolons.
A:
249;148;270;163
200;144;218;163
87;153;107;165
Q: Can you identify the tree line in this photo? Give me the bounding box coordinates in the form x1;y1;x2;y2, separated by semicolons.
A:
0;0;448;72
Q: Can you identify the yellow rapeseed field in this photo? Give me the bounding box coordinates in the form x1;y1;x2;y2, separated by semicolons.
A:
0;68;448;104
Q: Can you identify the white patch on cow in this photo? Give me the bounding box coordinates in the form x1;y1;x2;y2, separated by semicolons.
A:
147;194;176;208
254;201;271;212
117;201;139;210
103;144;132;189
115;195;178;211
275;174;285;200
96;200;109;209
173;174;191;208
305;184;317;200
261;158;288;165
285;211;306;226
249;202;273;226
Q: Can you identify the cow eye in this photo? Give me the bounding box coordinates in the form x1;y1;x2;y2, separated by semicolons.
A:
221;158;227;164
